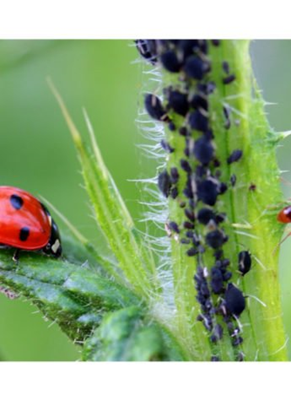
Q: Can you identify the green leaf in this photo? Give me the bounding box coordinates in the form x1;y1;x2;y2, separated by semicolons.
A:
0;250;140;341
82;306;186;361
48;79;159;299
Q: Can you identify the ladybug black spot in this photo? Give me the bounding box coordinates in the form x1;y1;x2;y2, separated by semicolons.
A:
19;227;30;241
10;194;23;210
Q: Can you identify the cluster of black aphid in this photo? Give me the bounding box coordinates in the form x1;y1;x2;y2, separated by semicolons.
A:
136;40;251;361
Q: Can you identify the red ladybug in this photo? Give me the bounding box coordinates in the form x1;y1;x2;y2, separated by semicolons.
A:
274;205;291;251
0;186;62;261
277;205;291;224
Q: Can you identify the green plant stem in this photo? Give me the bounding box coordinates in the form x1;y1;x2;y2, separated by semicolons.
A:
208;40;288;360
160;40;288;361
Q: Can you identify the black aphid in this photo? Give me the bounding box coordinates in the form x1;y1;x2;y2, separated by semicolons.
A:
180;159;192;173
187;247;198;257
190;93;208;111
238;251;252;276
160;50;181;72
222;61;230;74
178;40;197;60
214;324;223;340
188;110;208;132
168;122;176;131
135;40;157;64
222;259;230;268
223;74;236;84
183;221;194;230
224;283;246;317
170;167;179;184
230;174;237;187
193;136;214;165
180;238;190;245
211;267;224;294
168;90;189;116
183;55;206;80
169;221;180;233
171;187;178;199
211;40;220;46
145;94;167;121
184;208;195;222
223;271;232;281
218;182;228;195
206;230;225;249
197;208;216;225
183;187;194;199
186;231;194;239
227;150;243;164
158;170;172;197
197;180;218;206
198;82;216;94
223;105;231;130
233;336;243;347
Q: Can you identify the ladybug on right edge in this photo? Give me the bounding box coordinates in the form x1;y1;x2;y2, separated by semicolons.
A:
0;186;62;262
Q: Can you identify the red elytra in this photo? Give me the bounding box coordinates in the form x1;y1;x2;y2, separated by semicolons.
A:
277;206;291;224
275;205;291;252
0;186;62;260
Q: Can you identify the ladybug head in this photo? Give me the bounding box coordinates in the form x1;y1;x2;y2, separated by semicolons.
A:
44;218;62;258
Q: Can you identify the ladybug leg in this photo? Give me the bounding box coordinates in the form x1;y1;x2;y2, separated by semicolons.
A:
273;231;291;254
12;249;20;263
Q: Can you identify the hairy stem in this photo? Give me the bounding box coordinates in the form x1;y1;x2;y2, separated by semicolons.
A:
139;39;288;361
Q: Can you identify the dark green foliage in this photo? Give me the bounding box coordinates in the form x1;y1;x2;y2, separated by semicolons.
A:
82;307;186;361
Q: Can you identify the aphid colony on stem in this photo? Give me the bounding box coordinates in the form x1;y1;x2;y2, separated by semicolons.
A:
136;40;253;361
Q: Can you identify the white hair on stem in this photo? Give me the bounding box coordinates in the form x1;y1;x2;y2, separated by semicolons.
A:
133;57;174;311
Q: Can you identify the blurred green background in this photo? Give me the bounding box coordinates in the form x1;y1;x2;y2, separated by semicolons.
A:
0;40;290;361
